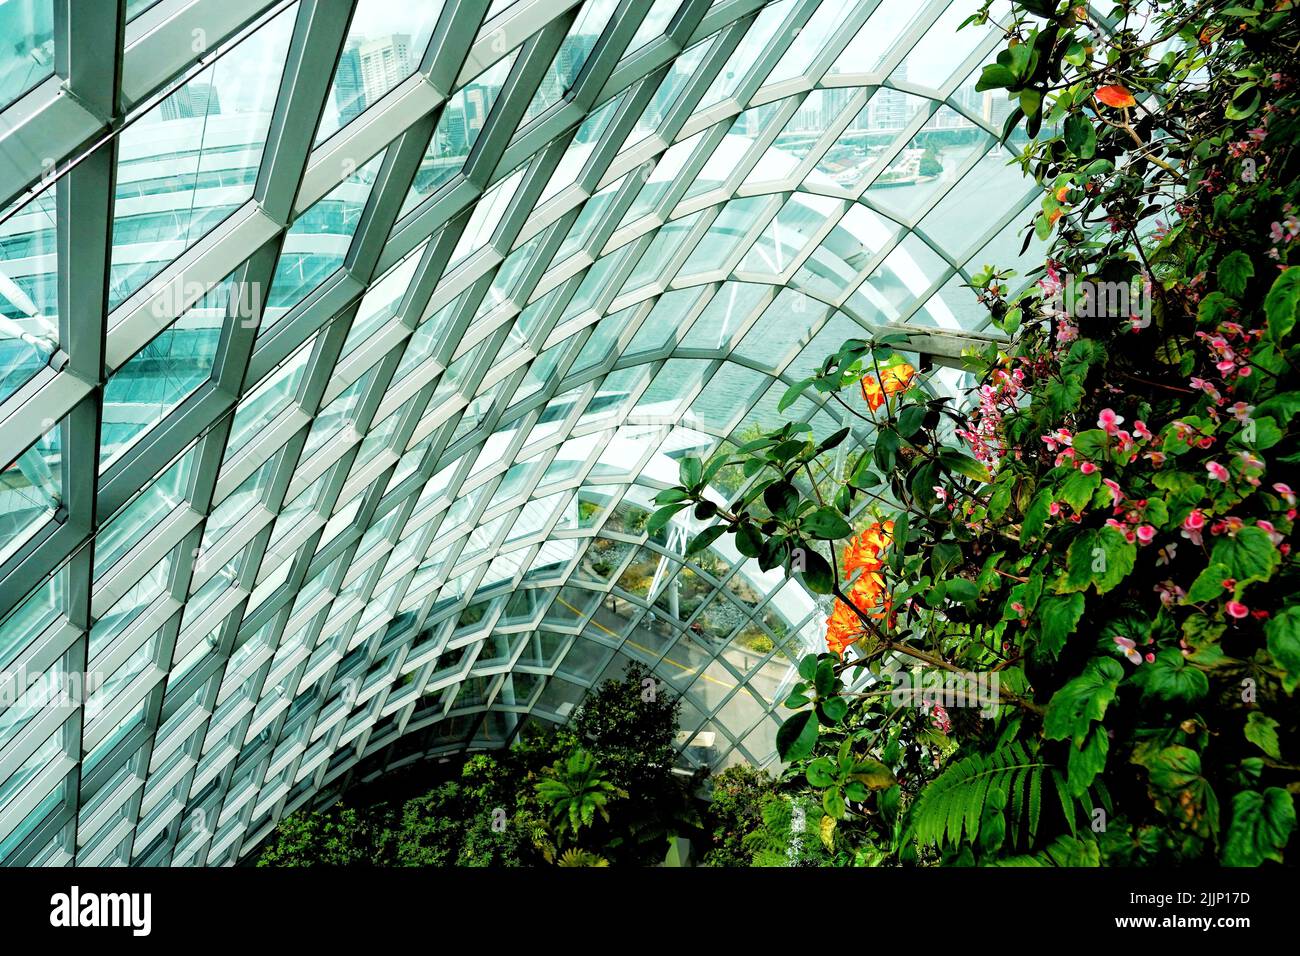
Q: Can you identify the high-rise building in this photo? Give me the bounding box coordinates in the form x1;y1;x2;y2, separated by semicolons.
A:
159;81;221;121
359;33;413;107
334;41;366;127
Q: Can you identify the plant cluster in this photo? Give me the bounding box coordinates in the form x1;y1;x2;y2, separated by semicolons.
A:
650;0;1299;866
255;664;701;867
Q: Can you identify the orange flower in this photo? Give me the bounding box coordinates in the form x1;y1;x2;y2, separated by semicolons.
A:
859;363;916;411
1055;185;1070;202
842;520;894;577
825;599;862;656
825;520;896;655
825;571;892;656
1095;84;1136;108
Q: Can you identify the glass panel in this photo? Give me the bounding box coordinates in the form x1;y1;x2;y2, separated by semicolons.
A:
315;0;446;144
100;273;235;470
108;6;296;312
261;150;386;330
0;0;54;111
520;0;617;125
0;416;61;565
0;187;58;406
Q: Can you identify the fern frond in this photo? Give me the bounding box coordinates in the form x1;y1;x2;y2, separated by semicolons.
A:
911;743;1052;848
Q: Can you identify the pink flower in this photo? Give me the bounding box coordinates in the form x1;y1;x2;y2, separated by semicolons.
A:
1097;408;1124;435
1133;420;1153;441
1257;520;1284;547
1080;461;1098;475
1206;461;1229;482
1230;402;1254;422
1103;478;1123;505
1181;510;1205;546
1156;542;1178;565
1114;636;1143;665
1226;601;1250;619
930;703;952;733
1155;581;1186;606
1136;524;1157;544
1274;482;1295;506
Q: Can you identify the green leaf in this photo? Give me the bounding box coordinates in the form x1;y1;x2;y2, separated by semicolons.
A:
821;695;848;724
1063;113;1096;159
778;377;815;413
1058;468;1101;512
1140;746;1220;839
1211;526;1280;586
1070;428;1108;459
797;653;818;681
1020;487;1054;543
1064;526;1136;594
1225;83;1260;120
763;481;799;519
654;487;688;504
1133;649;1209;703
823;787;847;820
1217;250;1254;298
1244;712;1281;760
1037;592;1085;660
946;578;979;607
815;426;851;455
939;448;990;482
814;657;837;698
1223;788;1295;866
975;63;1016;91
874;428;900;473
1067;726;1109;798
803;507;853;540
776;710;818;762
685;524;726;556
896;403;925;438
679;456;702;489
1265;606;1300;693
734;522;763;559
799;548;835;595
1043;657;1123;747
806;757;838;788
1264;267;1300;342
646;502;687;534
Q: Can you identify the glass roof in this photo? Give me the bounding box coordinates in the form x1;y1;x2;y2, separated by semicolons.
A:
0;0;1045;866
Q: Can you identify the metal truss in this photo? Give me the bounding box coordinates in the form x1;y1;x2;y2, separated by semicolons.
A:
0;0;1052;865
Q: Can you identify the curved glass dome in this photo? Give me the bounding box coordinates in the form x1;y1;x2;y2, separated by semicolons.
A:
0;0;1045;866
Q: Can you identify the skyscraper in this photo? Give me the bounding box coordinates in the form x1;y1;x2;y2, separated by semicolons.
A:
159;81;221;121
359;34;413;107
334;41;365;128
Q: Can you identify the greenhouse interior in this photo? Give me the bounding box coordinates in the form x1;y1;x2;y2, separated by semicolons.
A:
0;0;1296;872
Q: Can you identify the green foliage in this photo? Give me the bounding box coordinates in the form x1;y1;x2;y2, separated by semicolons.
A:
535;749;626;840
701;765;779;867
910;743;1054;851
645;0;1300;868
258;665;698;867
255;805;384;867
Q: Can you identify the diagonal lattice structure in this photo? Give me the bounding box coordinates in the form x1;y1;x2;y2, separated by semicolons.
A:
0;0;1054;865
